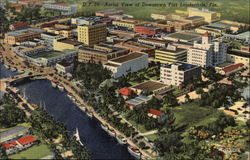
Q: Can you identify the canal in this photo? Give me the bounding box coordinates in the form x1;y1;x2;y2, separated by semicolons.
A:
0;63;133;159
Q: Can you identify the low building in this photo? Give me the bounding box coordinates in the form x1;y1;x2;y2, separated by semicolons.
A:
43;2;77;15
182;16;206;27
164;32;201;42
219;63;244;76
55;20;76;30
16;135;38;149
17;45;49;57
118;88;135;96
125;95;151;110
195;25;225;36
160;62;201;86
41;32;62;47
26;49;76;66
148;109;163;119
56;60;74;75
223;31;250;42
4;28;44;45
18;0;42;6
53;38;82;51
151;13;168;20
188;8;219;23
168;20;192;31
138;38;169;48
109;29;139;38
155;45;187;64
112;20;136;29
131;80;171;95
78;43;129;64
9;22;29;31
153;23;175;33
114;41;155;57
104;52;148;78
95;9;123;17
134;24;162;36
0;126;29;142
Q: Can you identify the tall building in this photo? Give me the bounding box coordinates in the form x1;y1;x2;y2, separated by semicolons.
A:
155;45;187;64
188;8;219;23
187;32;227;68
160;62;201;86
77;23;107;46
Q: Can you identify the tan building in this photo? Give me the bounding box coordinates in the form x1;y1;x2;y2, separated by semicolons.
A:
4;28;43;45
77;23;107;46
182;16;206;27
112;20;136;29
43;27;73;38
78;43;129;64
188;8;219;23
53;38;82;51
227;48;250;67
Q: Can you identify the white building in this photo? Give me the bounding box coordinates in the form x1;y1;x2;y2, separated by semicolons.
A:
43;2;77;15
187;32;227;68
41;32;62;47
104;52;148;78
56;60;74;75
160;62;201;86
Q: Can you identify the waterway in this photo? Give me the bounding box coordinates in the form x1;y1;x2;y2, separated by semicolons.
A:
0;63;133;159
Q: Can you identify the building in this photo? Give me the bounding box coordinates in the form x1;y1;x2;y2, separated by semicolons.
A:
138;38;169;48
41;32;62;47
77;23;107;46
168;20;192;31
0;126;29;142
164;32;201;42
188;8;219;23
43;2;77;15
112;20;136;29
160;62;201;86
195;25;226;36
109;29;139;38
223;31;250;42
151;13;168;20
118;88;135;96
4;28;44;45
217;20;249;33
54;20;76;30
18;0;43;6
220;63;244;76
153;23;175;33
72;16;105;26
187;32;227;68
227;48;250;66
148;109;163;119
44;27;74;39
53;38;82;51
134;24;162;36
125;95;151;110
78;43;129;64
9;22;29;31
155;45;187;64
26;49;76;66
56;60;74;75
16;135;38;149
182;16;206;27
103;52;148;78
114;41;155;56
17;45;48;57
95;9;123;17
0;0;7;7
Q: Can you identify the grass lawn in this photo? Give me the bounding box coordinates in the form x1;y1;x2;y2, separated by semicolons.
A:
173;101;223;128
9;144;52;159
128;120;148;133
145;134;159;141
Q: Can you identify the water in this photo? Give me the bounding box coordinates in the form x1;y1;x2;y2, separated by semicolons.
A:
0;62;20;79
0;64;133;159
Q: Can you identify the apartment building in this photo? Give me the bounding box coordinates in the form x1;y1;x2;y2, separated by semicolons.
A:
187;32;227;68
160;62;201;86
53;38;82;51
188;8;219;23
103;52;148;78
77;23;107;46
155;45;187;64
43;2;77;15
4;28;43;45
78;43;129;64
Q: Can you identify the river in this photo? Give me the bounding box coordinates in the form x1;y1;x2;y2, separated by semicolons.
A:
0;63;134;159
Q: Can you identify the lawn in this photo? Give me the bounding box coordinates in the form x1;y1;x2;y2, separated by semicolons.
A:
145;134;159;141
9;144;52;159
173;101;223;128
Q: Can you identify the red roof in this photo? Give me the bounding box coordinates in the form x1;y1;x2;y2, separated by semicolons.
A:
11;22;28;28
148;109;162;116
118;88;134;96
1;141;17;149
202;32;211;37
17;135;37;146
222;63;244;73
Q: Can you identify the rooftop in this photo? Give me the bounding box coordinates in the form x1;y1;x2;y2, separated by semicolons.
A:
20;45;47;53
126;95;151;106
185;16;204;20
29;50;74;59
138;38;168;44
110;52;145;63
132;80;167;92
57;38;82;46
222;63;244;73
41;32;58;36
6;28;43;37
166;32;200;41
161;62;199;71
57;60;72;67
0;126;28;140
148;109;162;116
11;22;28;28
17;135;37;146
157;47;186;53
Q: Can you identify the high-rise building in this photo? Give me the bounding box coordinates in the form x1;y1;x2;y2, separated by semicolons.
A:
155;45;187;64
77;23;107;46
187;32;227;68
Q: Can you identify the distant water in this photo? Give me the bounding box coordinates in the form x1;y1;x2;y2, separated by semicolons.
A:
0;62;20;79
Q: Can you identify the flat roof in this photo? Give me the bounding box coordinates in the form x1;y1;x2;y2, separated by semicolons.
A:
167;32;200;40
41;32;58;36
7;28;43;37
57;60;72;67
110;52;145;63
157;47;186;53
29;50;74;59
185;16;204;20
161;62;199;71
104;63;120;67
126;95;151;106
0;126;28;140
80;47;112;55
228;49;250;58
132;80;167;92
57;38;82;46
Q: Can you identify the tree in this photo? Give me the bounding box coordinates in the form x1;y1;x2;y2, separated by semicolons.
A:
0;145;7;159
0;7;9;36
162;91;178;108
203;67;224;83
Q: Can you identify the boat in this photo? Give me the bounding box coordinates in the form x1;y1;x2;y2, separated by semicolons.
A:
58;84;64;91
51;79;58;88
74;128;83;146
101;124;109;133
127;145;141;159
10;68;16;72
67;93;73;99
107;128;116;137
116;135;127;145
18;70;25;74
86;111;93;118
79;106;86;112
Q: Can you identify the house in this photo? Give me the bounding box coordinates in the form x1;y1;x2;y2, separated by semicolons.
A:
220;63;244;76
1;141;17;155
16;135;38;149
9;22;29;31
148;109;163;119
118;88;135;96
